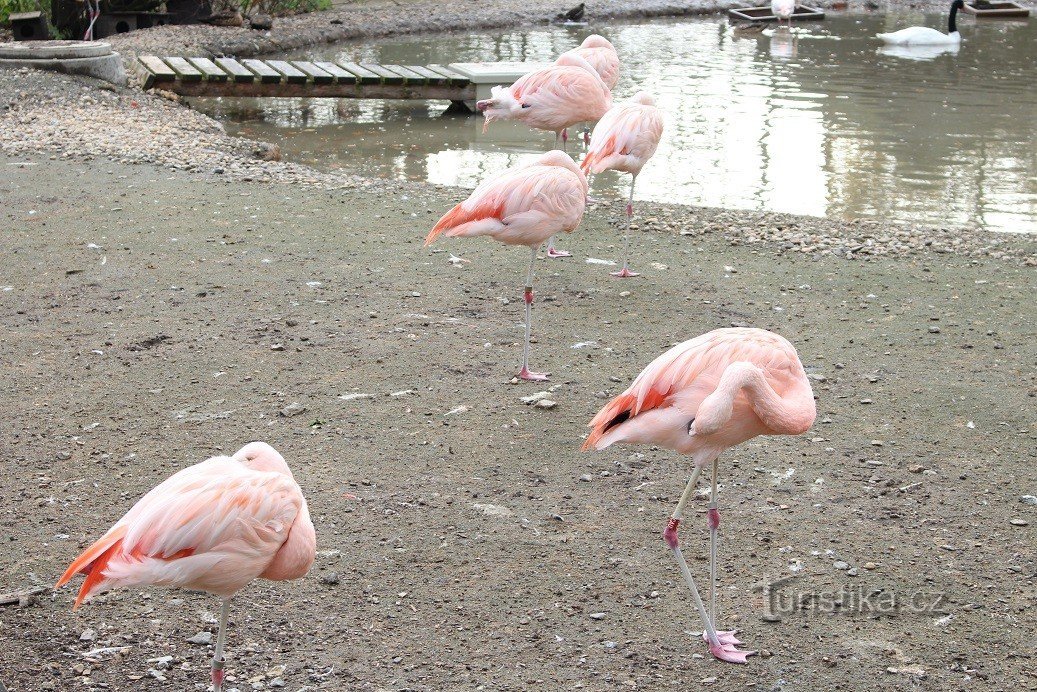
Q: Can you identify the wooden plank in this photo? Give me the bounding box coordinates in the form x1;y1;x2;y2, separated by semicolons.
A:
241;58;282;84
337;62;381;86
359;63;405;86
164;81;476;101
407;65;449;86
138;56;177;86
266;60;308;84
163;57;203;82
187;57;228;82
312;61;357;84
214;57;256;84
383;64;427;85
426;63;472;87
291;60;335;85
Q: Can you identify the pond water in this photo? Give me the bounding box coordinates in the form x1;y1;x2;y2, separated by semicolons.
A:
195;13;1037;234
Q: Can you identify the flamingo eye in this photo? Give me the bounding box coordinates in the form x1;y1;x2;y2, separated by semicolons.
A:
687;417;696;434
520;103;532;109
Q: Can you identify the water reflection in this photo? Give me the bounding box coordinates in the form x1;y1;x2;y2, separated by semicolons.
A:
195;13;1037;234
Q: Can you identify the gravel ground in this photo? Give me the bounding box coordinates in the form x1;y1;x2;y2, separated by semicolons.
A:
1;152;1035;691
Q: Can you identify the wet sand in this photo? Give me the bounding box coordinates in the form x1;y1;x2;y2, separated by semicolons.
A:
1;153;1035;690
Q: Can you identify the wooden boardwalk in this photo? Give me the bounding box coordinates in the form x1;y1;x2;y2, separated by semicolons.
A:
137;56;476;103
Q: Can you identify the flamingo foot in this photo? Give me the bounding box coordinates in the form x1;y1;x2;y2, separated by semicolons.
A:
702;630;755;664
610;267;640;278
518;366;550;381
546;247;572;258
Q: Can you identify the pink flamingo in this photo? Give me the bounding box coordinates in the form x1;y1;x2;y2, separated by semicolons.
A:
425;150;588;381
477;52;610;259
772;0;796;28
56;442;316;691
581;92;664;278
568;34;620;90
582;328;816;663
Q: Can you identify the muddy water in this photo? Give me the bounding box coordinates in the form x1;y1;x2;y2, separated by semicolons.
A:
197;13;1037;234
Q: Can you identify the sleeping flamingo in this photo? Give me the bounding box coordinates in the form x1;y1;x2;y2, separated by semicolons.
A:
425;150;588;381
477;52;610;259
568;34;620;89
581;92;664;277
56;442;316;691
583;328;816;662
772;0;796;28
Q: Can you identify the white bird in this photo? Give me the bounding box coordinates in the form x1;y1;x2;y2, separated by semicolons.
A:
877;0;965;46
771;0;795;28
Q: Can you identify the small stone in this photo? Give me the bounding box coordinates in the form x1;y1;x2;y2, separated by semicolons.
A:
1020;495;1037;506
833;560;849;570
1009;519;1029;527
928;326;941;334
579;474;592;482
908;464;925;473
761;613;782;623
79;629;96;641
320;572;340;585
847;567;860;577
864;561;877;569
619;291;631;297
870;440;884;447
534;399;557;409
187;631;212;645
859;398;873;404
270;343;285;351
56;451;71;460
589;612;606;620
280;402;306;417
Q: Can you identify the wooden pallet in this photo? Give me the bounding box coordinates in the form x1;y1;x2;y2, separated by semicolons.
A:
962;0;1030;16
136;56;475;101
727;4;826;21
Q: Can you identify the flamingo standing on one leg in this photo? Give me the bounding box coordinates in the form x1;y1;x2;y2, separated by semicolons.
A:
478;52;610;259
582;328;816;663
425;150;588;381
56;442;316;691
581;92;664;278
772;0;796;29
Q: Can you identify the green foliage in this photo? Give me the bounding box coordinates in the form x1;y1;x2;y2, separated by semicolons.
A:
0;0;46;25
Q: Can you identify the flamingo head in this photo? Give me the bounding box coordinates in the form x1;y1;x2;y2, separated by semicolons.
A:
580;34;615;51
630;91;656;107
233;441;292;477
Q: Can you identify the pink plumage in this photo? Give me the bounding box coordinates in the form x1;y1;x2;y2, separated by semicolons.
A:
568;34;620;90
425;150;588;249
476;53;612;135
581;92;664;177
583;328;815;663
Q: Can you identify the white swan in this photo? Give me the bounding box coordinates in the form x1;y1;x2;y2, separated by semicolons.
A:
877;0;965;46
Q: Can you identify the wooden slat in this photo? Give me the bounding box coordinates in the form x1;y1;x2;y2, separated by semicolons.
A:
241;59;282;84
383;64;427;84
266;60;308;84
359;63;405;86
138;56;176;85
214;57;256;83
187;57;228;82
163;57;203;82
337;62;381;86
407;65;448;86
426;63;472;87
291;60;335;85
312;61;357;84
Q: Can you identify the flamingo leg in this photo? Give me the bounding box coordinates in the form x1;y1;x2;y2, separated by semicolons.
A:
708;459;719;624
611;174;640;278
546;234;572;258
562;128;569;152
518;245;549;381
211;598;231;691
664;465;754;664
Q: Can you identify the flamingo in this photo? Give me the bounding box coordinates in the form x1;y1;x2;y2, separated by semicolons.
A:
581;92;664;278
771;0;796;29
567;34;620;90
582;328;816;663
425;150;588;381
477;52;611;259
56;442;316;691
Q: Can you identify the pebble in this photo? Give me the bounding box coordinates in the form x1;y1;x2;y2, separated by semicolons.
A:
534;399;557;409
1009;519;1029;526
187;631;212;645
589;612;606;620
928;326;941;334
1020;495;1037;505
579;474;592;482
320;572;340;585
761;613;782;623
833;560;849;570
79;629;96;641
280;402;307;417
270;343;285;351
863;561;876;569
